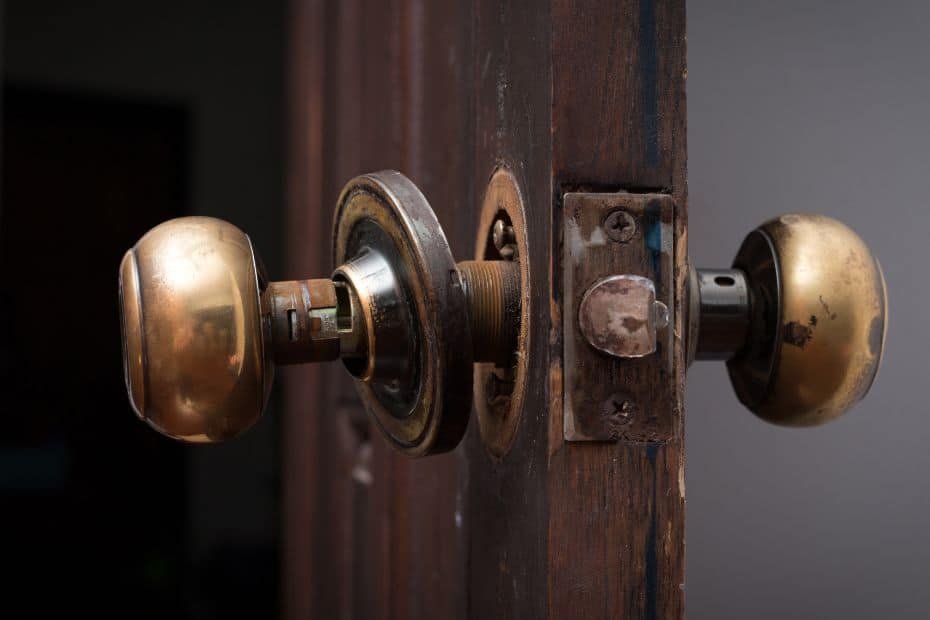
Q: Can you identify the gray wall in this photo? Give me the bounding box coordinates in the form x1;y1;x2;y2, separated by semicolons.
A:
687;1;929;618
3;0;284;570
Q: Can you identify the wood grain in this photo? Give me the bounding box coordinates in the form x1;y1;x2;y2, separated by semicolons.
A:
549;2;687;618
284;1;687;618
281;0;325;617
468;1;553;618
284;0;473;618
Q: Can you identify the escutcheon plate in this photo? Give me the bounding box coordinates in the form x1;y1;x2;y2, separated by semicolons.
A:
332;171;473;456
473;168;530;459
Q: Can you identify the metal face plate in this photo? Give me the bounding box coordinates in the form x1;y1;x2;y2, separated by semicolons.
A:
563;192;676;442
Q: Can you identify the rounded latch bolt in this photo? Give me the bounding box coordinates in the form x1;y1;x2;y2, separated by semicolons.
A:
578;274;669;359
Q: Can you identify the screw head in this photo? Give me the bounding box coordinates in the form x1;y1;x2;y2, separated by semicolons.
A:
492;218;516;259
485;370;514;406
601;393;636;426
604;210;636;243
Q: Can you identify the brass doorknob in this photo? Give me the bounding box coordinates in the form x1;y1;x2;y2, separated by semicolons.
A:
689;214;887;426
119;171;520;454
119;216;273;443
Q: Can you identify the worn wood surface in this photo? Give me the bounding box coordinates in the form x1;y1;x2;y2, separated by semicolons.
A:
284;1;687;618
549;2;687;618
284;1;472;618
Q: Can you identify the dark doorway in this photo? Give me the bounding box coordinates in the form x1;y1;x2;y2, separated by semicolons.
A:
0;84;192;617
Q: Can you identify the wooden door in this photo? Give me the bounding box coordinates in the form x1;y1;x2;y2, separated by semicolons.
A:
283;1;687;618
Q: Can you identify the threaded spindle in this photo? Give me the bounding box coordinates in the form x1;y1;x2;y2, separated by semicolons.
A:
457;260;520;365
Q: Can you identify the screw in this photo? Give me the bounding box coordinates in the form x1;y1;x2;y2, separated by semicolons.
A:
604;210;636;243
485;370;514;406
492;219;516;259
601;393;636;426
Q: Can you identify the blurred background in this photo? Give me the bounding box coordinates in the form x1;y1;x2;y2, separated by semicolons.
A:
1;1;284;617
1;1;927;619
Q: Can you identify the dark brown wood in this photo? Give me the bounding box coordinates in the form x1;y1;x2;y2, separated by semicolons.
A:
284;1;473;618
284;1;687;618
281;1;325;618
467;2;552;618
547;3;687;618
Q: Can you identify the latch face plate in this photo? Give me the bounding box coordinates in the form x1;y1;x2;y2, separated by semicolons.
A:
563;192;676;442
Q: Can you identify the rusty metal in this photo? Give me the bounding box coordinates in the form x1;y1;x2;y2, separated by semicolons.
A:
119;217;272;443
333;171;473;457
578;274;666;358
472;168;530;458
723;214;887;427
603;209;637;243
563;192;676;442
267;278;342;365
457;260;520;365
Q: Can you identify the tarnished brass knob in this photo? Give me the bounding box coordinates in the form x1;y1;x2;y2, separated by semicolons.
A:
119;216;341;442
119;171;521;454
690;214;887;426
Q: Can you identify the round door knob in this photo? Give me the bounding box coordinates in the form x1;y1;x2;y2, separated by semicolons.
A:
690;214;887;426
118;171;523;454
119;216;275;442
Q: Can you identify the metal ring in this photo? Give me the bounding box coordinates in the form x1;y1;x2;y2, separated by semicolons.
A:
332;171;473;456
